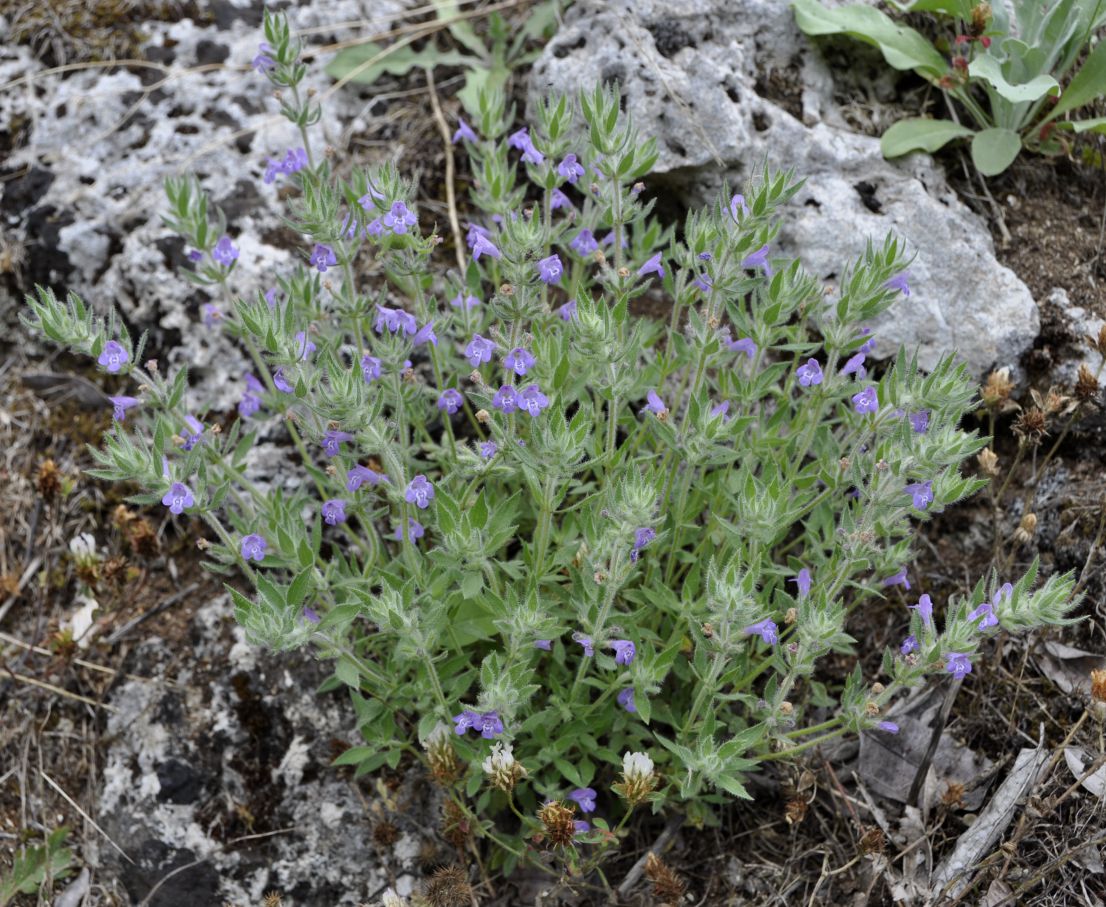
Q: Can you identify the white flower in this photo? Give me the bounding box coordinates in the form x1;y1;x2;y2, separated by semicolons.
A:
622;751;654;782
482;741;526;791
382;890;407;907
64;594;100;649
68;532;99;566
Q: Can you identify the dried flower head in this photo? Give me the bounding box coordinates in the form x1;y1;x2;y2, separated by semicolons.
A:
977;448;1000;477
1091;669;1106;704
372;820;399;848
37;459;61;500
423;865;473;907
785;796;809;825
1012;407;1049;446
536;800;577;848
981;367;1015;408
441;799;470;849
1031;385;1075;417
858;825;886;856
1013;512;1037;544
262;891;283;907
1075;364;1100;404
942;781;966;809
644;851;687;905
969;2;992;35
1088;325;1106;357
425;725;461;785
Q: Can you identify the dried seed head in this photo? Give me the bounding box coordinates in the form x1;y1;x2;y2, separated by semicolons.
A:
593;570;607;585
644;852;687;905
942;781;966;809
537;801;577;848
1012;407;1048;446
858;825;886;855
785;796;809;825
441;800;470;849
780;701;794;715
425;725;461;785
969;2;991;35
37;459;61;500
1088;325;1106;356
499;283;514;296
1091;669;1106;704
127;517;159;558
475;408;491;424
196;537;211;551
784;607;797;625
145;358;159;373
325;464;337;477
594;249;607;266
981;367;1015;407
1013;512;1037;544
872;682;885;695
865;700;880;717
262;891;283;907
1075;364;1100;404
372;820;399;848
423;865;473;907
977;448;1000;477
617;267;630;279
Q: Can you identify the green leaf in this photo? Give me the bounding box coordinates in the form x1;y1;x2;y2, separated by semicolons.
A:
1048;40;1106;120
332;745;375;767
792;0;947;78
967;55;1059;104
715;774;753;799
334;655;361;689
888;0;972;14
460;571;483;600
880;117;974;157
326;41;474;86
970;127;1021;176
1064;116;1106;134
0;828;73;903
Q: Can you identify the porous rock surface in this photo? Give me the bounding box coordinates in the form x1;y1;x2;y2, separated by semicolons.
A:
528;0;1040;377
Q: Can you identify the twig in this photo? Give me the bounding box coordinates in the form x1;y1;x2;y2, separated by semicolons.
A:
0;630;180;686
136;858;208;907
908;676;963;808
103;582;200;645
614;813;685;900
424;66;467;275
2;668;117;712
39;770;133;863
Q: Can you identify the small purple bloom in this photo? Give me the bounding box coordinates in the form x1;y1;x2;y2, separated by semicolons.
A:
710;400;730;419
699;251;713;261
993;583;1013;607
471;233;501;261
450;291;480;310
570;229;598;257
322;429;353;457
556;299;578;321
610;639;635;665
201;303;222;327
574;633;594;657
905;480;934;510
520;141;544;165
743;618;779;645
900;634;918;655
187;249;203;262
882;568;911;590
479;440;498;459
945;652;972;678
728;336;757;360
793;568;812;599
967;601;998;630
361;354;381;383
282;147;308;174
295;330;317;361
241;534;267;562
550;188;573;212
534;639;552;651
239;374;264;418
264;287;280;309
110;395;139;422
213;236;239;267
841;352;867;379
477;711;504;738
643;389;666;416
181;415;204;451
741;244;773;277
466;223;490;246
617;688;637;713
252;42;275;73
374;305;414;335
98;341;129;374
322;499;347;526
413;320;438;347
393;518;425;542
569;788;597;813
504;347;536;377
405;475;435;509
309;243;337;273
537;254;564;285
508;127;532;150
693;273;713;292
452;117;477;144
852;386;879;415
519;384;549;418
909;410;930;434
383;201;417;235
492;384;518;413
467;334;496;367
558;153;585;184
797;359;823;387
910;593;934;626
438;388;464;414
161;482;195;515
885;271;911;297
302;607;321;624
630;527;656;562
347;465;387;491
637;253;664;279
729;193;749;222
877;721;900;734
601;230;628;249
453;710;480;735
859;329;875;354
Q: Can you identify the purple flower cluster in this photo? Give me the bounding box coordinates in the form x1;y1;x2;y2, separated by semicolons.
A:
263;147;308;184
454;709;503;738
508;127;544;165
374;305;418;336
347;465;387;491
492;384;549;417
630;527;655;562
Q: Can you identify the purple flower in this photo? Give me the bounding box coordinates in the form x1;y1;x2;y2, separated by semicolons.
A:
471;233;501;261
162;482;194;515
201;303;222;327
905;480;934;510
374;305;417;335
519;384;549;417
361;354;381;383
743;618;779;645
450;291;480;310
283;147;308;174
967;601;998;630
550;188;573;212
309;243;337;273
302;607;321;624
477;711;504;738
852;386;879;414
413;320;438;347
601;230;628;249
187;249;203;262
882;568;911;590
710;400;730;419
534;639;552;651
993;582;1013;607
322;429;353;457
885;271;911;296
793;568;812;599
699;251;713;261
945;652;972;678
729;193;749;222
466;223;490;247
239;374;264;418
492;384;518;413
569;787;597;813
110;395;139;422
558;153;585;184
637;253;664;279
508;127;532;151
617;688;637;713
741;244;773;277
610;639;635;665
728;336;757;360
574;633;594;657
797;359;823;387
181;415;204;451
453;710;480;735
877;721;899;734
347;465;386;491
909;410;930;434
213;236;239;267
383;201;417;235
556;299;578;321
295;331;317;361
479;440;498;459
393;518;425;542
404;475;435;510
520;141;544;165
264;287;280;309
900;634;918;655
570;229;598;256
630;527;656;562
322;499;347;525
504;347;536;377
910;593;934;626
693;272;714;292
537;254;564;285
252;42;275;73
466;333;496;367
98;341;129;374
841;352;867;379
643;389;666;416
438;388;464;414
358;185;385;211
452;117;477;144
241;534;267;562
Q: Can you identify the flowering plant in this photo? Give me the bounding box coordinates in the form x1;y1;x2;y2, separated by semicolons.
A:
794;0;1106;175
23;10;1078;878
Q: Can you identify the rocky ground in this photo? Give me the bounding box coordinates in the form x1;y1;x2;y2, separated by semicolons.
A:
2;0;1105;905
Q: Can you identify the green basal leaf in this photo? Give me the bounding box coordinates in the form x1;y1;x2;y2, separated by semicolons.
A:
880;117;975;157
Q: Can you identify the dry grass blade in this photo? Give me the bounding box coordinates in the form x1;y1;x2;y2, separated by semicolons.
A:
425;66;467;275
39;769;133;863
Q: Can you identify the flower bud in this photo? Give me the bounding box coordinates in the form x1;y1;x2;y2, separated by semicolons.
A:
1088;325;1106;356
